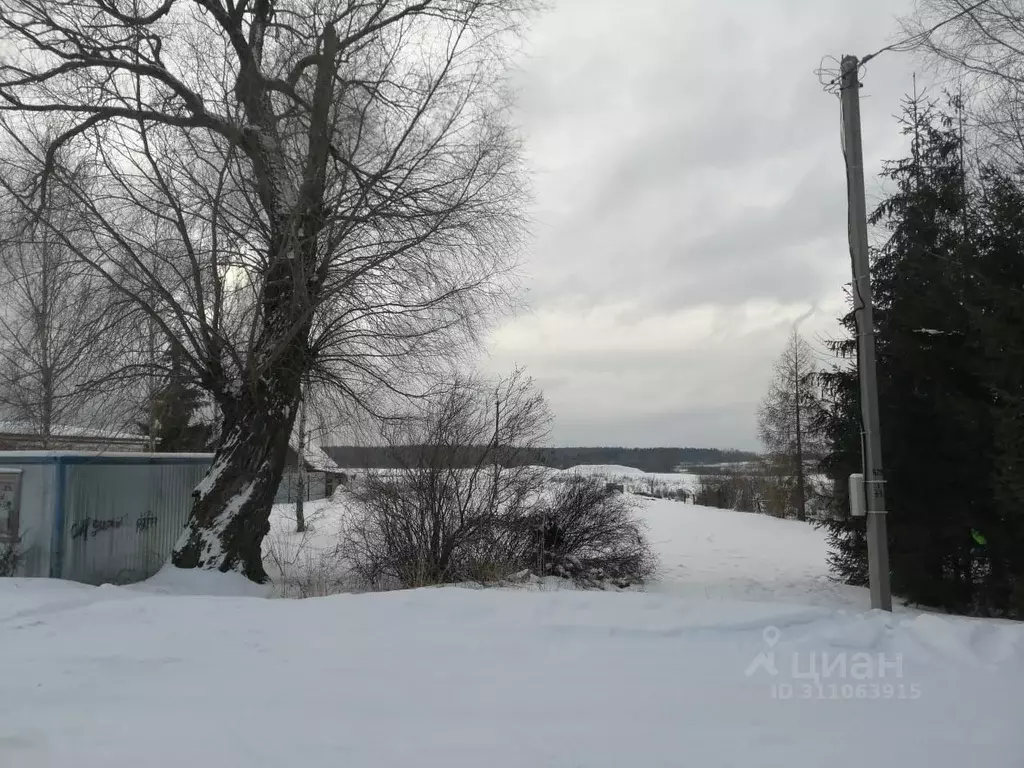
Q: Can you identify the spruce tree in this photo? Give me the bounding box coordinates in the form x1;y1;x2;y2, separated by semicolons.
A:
969;166;1024;616
140;346;213;453
820;92;993;612
816;326;867;584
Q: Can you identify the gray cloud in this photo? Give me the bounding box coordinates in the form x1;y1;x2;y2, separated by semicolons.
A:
484;0;925;449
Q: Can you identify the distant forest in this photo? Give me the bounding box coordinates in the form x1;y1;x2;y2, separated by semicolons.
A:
323;446;760;473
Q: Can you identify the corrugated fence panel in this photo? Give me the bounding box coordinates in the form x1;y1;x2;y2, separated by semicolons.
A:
148;462;212;578
0;458;56;577
0;452;341;583
19;463;55;578
61;459;211;585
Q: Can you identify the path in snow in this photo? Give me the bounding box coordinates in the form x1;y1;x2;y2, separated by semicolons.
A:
640;500;879;612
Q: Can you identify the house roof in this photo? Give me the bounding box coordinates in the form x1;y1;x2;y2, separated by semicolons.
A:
289;442;342;473
0;420;147;443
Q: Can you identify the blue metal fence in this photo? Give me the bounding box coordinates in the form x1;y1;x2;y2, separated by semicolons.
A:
0;452;212;583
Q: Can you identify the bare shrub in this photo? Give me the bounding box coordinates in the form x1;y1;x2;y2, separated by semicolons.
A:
0;535;22;577
342;370;550;590
530;476;655;588
756;460;796;518
695;472;759;511
341;371;657;591
694;463;824;520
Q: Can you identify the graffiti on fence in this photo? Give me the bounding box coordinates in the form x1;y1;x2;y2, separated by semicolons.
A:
70;516;126;541
136;514;158;532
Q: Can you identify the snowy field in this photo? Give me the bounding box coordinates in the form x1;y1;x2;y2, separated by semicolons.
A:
2;468;1023;767
566;463;700;495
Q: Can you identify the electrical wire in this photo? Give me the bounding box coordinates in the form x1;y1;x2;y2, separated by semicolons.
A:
817;0;996;94
860;0;995;65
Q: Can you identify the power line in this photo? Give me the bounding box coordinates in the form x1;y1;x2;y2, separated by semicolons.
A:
861;0;995;65
817;0;996;92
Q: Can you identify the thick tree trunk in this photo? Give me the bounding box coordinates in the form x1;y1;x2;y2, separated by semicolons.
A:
169;193;323;580
169;20;337;582
171;386;300;582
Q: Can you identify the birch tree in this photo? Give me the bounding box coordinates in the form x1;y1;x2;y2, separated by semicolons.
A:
757;330;825;522
0;154;137;443
0;0;533;581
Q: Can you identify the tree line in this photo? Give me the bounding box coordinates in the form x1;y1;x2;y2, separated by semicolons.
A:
323;445;760;472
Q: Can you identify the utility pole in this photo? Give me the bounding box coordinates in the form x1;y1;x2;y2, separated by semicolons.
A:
295;377;308;533
840;55;892;612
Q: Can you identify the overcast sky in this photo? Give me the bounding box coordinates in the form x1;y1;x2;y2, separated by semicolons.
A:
479;0;928;451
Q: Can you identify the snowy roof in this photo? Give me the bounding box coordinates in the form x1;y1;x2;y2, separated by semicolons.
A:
0;420;147;442
289;442;342;473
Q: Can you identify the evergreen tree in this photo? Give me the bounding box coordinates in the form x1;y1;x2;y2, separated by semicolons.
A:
872;95;990;613
820;92;995;613
969;166;1024;616
140;346;213;453
815;331;867;584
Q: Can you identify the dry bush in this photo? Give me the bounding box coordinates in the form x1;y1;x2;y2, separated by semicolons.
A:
529;475;655;588
694;463;824;520
694;472;760;512
343;467;543;589
342;370;550;590
0;535;22;577
341;371;656;590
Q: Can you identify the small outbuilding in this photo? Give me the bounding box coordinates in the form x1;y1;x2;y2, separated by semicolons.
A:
274;443;348;504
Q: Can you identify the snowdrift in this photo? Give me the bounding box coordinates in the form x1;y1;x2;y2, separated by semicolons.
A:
3;482;1023;767
0;580;1022;767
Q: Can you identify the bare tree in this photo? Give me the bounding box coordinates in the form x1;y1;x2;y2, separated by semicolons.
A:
0;0;533;581
0;151;140;444
903;0;1024;167
344;368;550;588
757;330;824;522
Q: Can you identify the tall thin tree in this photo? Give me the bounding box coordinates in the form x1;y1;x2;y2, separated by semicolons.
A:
0;151;135;443
757;330;824;521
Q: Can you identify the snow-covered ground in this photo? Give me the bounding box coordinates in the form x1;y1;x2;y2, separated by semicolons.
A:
642;500;876;611
2;470;1023;767
566;464;700;496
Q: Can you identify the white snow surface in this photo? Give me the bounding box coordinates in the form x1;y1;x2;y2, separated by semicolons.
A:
566;463;652;476
3;485;1024;766
642;500;872;610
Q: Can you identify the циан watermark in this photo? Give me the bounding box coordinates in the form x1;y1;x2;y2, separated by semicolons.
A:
744;625;922;701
